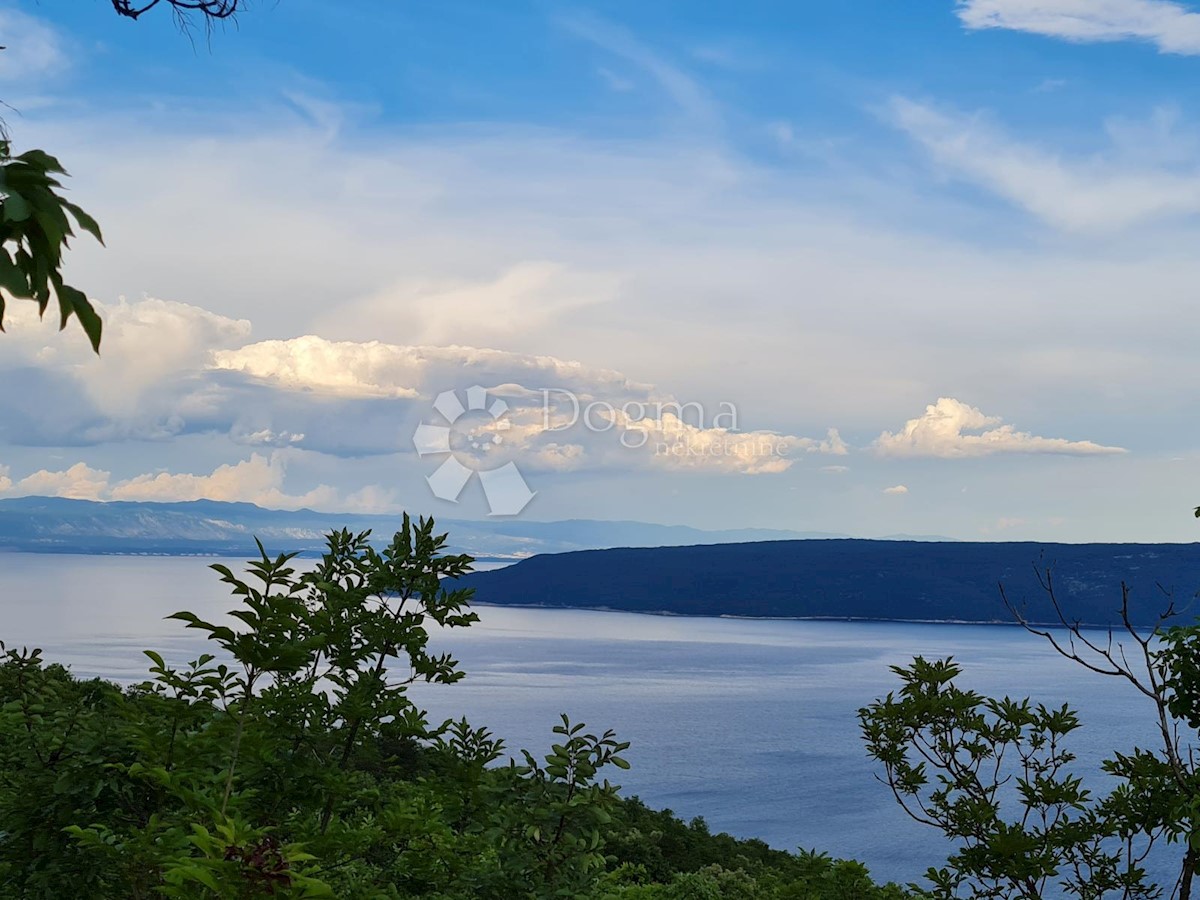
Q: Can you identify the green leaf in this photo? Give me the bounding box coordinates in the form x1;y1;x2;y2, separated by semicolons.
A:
63;200;104;245
2;193;31;223
53;282;102;353
18;149;67;175
67;288;103;354
0;251;28;298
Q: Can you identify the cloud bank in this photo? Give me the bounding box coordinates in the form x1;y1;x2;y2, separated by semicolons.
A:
875;397;1126;458
0;453;390;512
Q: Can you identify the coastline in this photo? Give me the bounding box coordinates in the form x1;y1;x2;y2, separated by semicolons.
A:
466;600;1116;630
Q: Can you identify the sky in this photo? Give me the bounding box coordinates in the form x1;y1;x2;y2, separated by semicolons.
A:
1;0;1199;541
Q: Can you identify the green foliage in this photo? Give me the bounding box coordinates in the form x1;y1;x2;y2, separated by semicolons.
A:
0;516;903;898
598;803;908;899
0;142;104;351
861;644;1200;899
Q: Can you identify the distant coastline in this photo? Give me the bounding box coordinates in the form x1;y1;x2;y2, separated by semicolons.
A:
468;600;1117;630
457;539;1200;629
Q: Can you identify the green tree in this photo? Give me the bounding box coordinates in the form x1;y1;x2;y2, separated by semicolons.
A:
0;144;104;351
861;569;1200;899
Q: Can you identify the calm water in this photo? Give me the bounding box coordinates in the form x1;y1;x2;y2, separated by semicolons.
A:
0;553;1172;888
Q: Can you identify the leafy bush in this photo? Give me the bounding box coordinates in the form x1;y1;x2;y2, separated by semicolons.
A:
861;638;1200;898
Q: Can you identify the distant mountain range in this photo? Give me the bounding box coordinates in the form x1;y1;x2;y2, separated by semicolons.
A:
456;539;1200;627
0;496;946;560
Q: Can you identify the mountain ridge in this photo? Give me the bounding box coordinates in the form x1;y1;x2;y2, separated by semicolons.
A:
0;496;891;559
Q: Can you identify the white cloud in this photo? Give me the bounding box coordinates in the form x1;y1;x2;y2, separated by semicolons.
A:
956;0;1200;54
557;12;716;125
209;333;644;403
0;9;68;84
109;453;337;509
212;336;422;399
597;67;635;92
875;397;1127;458
0;453;383;512
11;462;111;501
4;297;251;424
890;96;1200;232
323;262;620;348
1;296;840;477
441;390;845;476
883;484;909;495
614;414;845;475
231;427;306;447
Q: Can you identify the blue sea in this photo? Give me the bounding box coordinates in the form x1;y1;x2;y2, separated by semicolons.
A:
0;553;1174;889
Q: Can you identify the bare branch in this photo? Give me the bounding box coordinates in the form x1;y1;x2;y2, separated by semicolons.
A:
111;0;241;20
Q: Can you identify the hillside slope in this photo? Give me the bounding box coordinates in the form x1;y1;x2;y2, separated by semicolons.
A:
457;539;1200;626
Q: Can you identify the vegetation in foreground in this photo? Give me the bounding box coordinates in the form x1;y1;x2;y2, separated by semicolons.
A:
862;575;1200;899
0;517;904;898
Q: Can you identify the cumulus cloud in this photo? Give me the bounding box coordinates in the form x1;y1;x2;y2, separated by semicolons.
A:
436;391;846;476
637;419;845;475
0;453;385;512
956;0;1200;55
875;397;1127;458
212;336;422;399
2;297;252;437
883;484;909;495
890;97;1200;232
109;454;338;509
1;296;840;479
231;427;307;447
11;463;111;500
209;334;644;402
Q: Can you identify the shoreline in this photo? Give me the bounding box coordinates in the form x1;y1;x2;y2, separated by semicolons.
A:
467;601;1121;630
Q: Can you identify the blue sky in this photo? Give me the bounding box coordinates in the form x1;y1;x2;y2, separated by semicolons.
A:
2;0;1200;541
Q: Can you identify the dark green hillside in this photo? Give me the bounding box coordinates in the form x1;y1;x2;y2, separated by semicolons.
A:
457;539;1200;626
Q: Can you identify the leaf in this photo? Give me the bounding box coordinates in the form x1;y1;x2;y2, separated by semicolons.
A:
182;865;220;892
2;193;31;223
56;283;102;353
63;200;104;245
17;149;67;175
0;251;28;298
